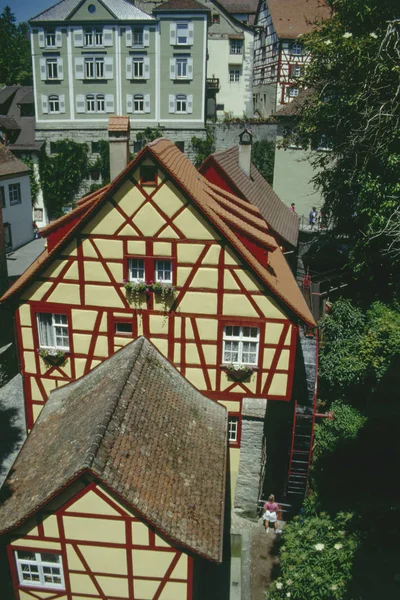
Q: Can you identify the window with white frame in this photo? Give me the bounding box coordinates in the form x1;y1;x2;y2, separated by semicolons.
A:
155;260;172;283
176;94;187;113
230;39;243;54
229;68;240;82
129;258;145;282
133;57;144;79
86;93;105;113
84;27;103;47
133;27;143;46
48;95;60;113
45;30;56;47
37;313;70;351
15;550;64;589
288;87;299;98
84;57;104;79
176;22;189;44
46;58;58;79
134;94;144;113
291;43;302;56
223;326;260;365
228;416;239;442
9;183;21;205
176;57;188;78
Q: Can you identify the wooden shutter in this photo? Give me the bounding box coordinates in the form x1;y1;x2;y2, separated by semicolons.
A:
75;57;84;80
126;94;133;113
126;56;133;80
76;94;85;113
188;23;194;45
169;94;175;114
143;26;150;47
57;58;64;80
41;95;48;114
38;28;45;48
169;58;176;80
187;58;193;79
170;23;176;45
59;94;65;114
187;94;193;114
105;94;114;113
103;26;113;47
55;28;62;48
126;27;132;47
73;28;83;47
144;94;150;113
40;58;47;81
143;56;150;79
104;56;114;79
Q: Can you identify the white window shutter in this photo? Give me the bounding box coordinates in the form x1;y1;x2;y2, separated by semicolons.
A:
55;28;62;48
41;95;48;114
188;23;194;45
126;27;132;47
126;56;132;79
105;94;114;113
57;58;64;80
40;58;47;81
104;56;114;79
143;56;150;79
169;94;175;114
75;56;84;79
38;28;45;48
187;94;193;113
143;26;150;47
73;28;83;47
59;94;65;114
126;94;133;114
76;94;85;113
144;94;150;113
103;26;113;47
169;58;176;80
170;23;176;45
187;57;193;79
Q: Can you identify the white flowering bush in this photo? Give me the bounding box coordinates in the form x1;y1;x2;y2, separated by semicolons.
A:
267;512;358;600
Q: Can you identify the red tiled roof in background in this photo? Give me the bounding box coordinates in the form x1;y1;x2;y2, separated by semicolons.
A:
0;338;228;562
153;0;209;10
267;0;330;39
107;116;130;132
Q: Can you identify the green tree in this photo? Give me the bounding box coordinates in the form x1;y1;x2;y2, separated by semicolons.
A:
296;0;400;297
251;139;275;184
0;7;32;85
39;141;91;219
191;126;215;167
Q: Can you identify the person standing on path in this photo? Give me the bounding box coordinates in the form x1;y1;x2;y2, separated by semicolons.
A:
263;494;280;533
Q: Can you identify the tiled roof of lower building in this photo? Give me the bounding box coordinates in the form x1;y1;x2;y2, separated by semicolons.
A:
0;143;30;177
0;338;227;562
267;0;330;39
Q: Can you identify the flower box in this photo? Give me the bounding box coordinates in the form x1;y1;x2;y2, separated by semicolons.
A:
38;349;67;367
222;364;256;382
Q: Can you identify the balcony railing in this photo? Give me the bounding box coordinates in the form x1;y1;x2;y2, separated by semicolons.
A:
206;78;220;91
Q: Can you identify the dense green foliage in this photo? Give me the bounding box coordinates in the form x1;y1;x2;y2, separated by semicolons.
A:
296;0;400;296
319;298;400;402
191;126;215;167
136;127;165;146
39;141;91;219
0;8;32;85
89;141;110;192
251;140;275;184
313;401;366;460
20;157;39;206
268;512;358;600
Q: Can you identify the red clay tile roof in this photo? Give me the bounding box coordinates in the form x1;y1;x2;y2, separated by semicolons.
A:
108;116;130;132
0;143;30;177
0;138;315;326
200;144;299;247
267;0;331;39
154;0;208;10
0;338;227;562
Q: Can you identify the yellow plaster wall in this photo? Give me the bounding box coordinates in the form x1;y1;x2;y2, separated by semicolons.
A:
174;206;218;240
179;292;217;315
71;309;98;331
153;180;187;218
223;294;259;318
85;284;125;308
18;304;31;327
42;514;59;538
63;516;125;543
93;239;123;259
177;243;204;263
65;490;121;516
46;283;80;305
82;201;125;235
134;203;165;236
21;327;34;350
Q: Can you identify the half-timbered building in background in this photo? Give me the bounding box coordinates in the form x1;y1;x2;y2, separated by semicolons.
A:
252;0;330;116
0;337;228;600
1;137;315;515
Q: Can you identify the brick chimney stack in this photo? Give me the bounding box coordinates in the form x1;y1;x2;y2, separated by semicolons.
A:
108;117;130;181
238;128;253;178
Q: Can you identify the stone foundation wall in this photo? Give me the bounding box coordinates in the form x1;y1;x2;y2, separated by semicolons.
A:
212;122;277;152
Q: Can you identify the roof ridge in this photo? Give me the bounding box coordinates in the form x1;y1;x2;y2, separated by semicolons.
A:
82;337;145;470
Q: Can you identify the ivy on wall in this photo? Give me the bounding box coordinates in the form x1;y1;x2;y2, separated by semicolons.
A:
20;156;39;206
191;126;215;167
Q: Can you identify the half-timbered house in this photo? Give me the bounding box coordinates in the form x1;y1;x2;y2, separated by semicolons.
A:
252;0;330;116
0;337;228;600
1;137;315;511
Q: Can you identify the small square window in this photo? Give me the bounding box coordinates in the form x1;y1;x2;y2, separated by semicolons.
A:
91;141;100;154
228;416;239;442
15;550;64;589
223;325;259;365
176;23;189;45
115;322;133;335
37;312;70;351
229;68;240;82
230;39;243;55
155;260;172;283
129;258;145;281
140;165;157;185
9;183;21;205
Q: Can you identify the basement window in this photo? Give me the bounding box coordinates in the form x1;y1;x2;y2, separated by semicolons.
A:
15;550;64;589
140;165;157;185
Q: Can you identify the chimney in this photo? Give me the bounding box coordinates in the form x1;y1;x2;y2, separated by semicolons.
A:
238;128;253;178
108;117;130;181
